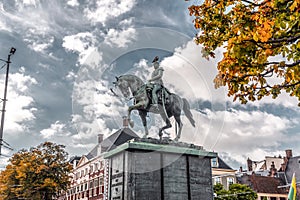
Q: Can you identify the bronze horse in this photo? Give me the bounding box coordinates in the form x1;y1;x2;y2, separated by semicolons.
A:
113;74;195;141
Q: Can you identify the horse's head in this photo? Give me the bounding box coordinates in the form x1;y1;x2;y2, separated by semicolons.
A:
113;76;131;98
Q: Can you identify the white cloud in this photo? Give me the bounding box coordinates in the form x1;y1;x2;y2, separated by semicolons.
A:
65;71;77;81
0;1;57;53
40;121;70;139
178;108;294;168
104;28;136;48
84;0;136;25
1;72;37;134
63;32;96;53
245;92;299;108
63;32;102;66
160;40;227;103
163;39;300;108
119;18;134;28
20;0;39;6
0;3;11;32
66;0;79;7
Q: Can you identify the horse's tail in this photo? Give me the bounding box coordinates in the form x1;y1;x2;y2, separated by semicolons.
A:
182;98;195;127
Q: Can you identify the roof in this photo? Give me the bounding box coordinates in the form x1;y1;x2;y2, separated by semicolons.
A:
217;157;233;170
285;156;300;183
86;128;139;160
69;156;81;165
238;174;287;194
212;156;234;170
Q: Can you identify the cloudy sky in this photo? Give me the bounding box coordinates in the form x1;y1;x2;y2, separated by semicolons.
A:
0;0;299;170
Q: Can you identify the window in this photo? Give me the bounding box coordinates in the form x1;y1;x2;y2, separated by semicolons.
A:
227;177;234;186
100;161;104;170
89;189;93;197
95;178;99;187
99;175;104;186
99;185;103;194
215;177;221;184
211;158;218;167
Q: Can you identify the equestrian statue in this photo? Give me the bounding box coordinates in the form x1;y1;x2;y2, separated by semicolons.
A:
112;56;195;141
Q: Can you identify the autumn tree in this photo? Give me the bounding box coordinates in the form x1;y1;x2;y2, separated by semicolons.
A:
0;142;72;200
188;0;300;104
214;183;258;199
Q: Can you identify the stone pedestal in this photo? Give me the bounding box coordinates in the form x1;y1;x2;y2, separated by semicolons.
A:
104;138;217;200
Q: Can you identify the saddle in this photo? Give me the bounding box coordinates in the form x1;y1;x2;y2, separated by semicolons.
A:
145;84;171;105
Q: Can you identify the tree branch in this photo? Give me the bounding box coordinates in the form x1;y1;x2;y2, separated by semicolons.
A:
265;60;300;68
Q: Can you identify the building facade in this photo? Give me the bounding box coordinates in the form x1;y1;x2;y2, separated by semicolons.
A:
238;149;299;200
211;156;237;190
65;118;139;200
67;153;107;200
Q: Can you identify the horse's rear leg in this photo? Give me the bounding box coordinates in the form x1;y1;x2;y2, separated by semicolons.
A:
174;115;183;141
159;115;172;140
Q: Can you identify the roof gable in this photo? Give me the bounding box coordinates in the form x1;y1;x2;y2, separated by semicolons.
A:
218;157;233;170
86;128;139;160
76;155;89;167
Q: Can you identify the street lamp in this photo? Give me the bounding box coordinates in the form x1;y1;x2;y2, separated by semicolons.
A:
0;47;16;156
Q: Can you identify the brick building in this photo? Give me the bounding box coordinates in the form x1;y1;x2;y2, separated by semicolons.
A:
211;156;237;190
238;149;300;200
238;174;288;200
65;118;139;200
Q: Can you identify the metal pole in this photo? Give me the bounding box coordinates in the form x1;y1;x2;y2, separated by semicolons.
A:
0;47;16;156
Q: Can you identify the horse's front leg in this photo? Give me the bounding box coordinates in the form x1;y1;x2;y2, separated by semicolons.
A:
158;112;172;140
127;100;147;128
139;111;148;137
127;105;136;128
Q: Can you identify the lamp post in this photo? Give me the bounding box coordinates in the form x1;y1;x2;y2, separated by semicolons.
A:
0;47;16;156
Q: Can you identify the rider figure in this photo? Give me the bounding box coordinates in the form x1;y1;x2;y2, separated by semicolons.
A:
148;56;164;108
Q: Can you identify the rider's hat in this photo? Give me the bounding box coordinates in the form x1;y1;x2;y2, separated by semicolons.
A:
152;56;159;63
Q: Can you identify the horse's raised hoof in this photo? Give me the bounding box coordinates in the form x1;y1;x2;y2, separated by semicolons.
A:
129;120;134;128
158;129;163;136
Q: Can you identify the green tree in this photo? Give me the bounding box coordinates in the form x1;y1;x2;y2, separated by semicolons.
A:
188;0;300;104
214;183;257;199
0;142;72;200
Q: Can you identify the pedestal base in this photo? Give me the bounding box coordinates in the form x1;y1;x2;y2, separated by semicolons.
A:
104;138;217;200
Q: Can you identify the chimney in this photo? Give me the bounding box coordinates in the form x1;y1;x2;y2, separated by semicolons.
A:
285;149;293;159
98;134;104;144
239;166;243;172
73;160;77;169
247;158;253;171
269;161;277;177
281;163;286;172
123;116;129;128
271;161;275;169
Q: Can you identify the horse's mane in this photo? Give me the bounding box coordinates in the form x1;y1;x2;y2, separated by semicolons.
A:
119;74;144;85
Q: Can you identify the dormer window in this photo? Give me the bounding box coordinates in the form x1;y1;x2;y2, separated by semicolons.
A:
211;157;218;168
